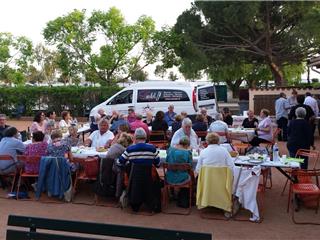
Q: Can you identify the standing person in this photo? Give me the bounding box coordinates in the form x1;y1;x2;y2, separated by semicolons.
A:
85;118;114;148
118;128;161;213
304;92;319;149
59;111;72;128
164;104;177;127
0;114;10;141
289;95;314;121
287;107;312;169
0;127;25;174
250;109;273;146
30;111;46;134
275;92;290;141
222;107;233;127
288;89;298;108
242;110;259;128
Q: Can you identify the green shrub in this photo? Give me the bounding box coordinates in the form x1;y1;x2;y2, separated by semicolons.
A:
0;86;121;117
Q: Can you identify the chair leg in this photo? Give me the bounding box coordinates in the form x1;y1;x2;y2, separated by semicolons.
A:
16;175;22;200
281;179;289;196
287;184;292;213
10;173;17;193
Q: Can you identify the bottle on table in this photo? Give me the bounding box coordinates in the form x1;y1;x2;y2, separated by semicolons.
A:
272;143;280;162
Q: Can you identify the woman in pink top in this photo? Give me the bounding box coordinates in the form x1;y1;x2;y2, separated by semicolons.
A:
250;109;273;146
30;111;46;133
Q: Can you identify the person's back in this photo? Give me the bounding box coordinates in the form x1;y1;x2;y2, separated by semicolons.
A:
208;120;228;143
287;119;312;153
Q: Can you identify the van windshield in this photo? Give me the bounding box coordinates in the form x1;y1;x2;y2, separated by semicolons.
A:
137;89;189;102
108;90;133;105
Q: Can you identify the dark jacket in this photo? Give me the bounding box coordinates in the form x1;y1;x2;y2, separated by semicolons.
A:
192;121;208;131
242;118;259;128
288;104;314;121
287;119;312;154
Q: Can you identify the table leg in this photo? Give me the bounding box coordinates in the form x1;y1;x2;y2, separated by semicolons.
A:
275;167;297;183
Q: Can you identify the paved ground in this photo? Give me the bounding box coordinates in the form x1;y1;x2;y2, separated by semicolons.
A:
1;120;320;239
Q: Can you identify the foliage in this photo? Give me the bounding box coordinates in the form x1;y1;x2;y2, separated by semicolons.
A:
0;86;120;117
43;7;165;85
172;1;320;86
0;33;33;85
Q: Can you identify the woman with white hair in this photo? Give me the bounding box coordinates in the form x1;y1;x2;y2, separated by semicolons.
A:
287;107;312;169
170;118;199;149
208;113;229;144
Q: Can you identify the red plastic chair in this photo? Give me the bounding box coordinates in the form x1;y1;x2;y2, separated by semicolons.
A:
149;131;168;149
287;169;320;224
228;132;250;155
16;155;41;200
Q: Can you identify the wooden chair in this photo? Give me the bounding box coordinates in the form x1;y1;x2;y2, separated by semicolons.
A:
72;157;99;205
16;155;41;200
149;131;168;149
162;163;193;215
228;132;250;155
0;155;18;194
281;149;320;196
287;169;320;225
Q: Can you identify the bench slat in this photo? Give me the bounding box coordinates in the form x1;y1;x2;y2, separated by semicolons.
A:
6;230;103;240
8;215;212;240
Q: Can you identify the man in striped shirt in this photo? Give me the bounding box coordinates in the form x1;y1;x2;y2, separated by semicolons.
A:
118;128;160;212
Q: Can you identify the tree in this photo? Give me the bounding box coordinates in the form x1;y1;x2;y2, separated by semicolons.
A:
43;8;164;85
0;32;33;85
131;65;148;81
168;71;178;81
173;2;320;86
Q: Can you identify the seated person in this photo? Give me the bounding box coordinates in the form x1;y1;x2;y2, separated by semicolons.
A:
223;107;233;127
250;109;272;147
63;125;82;147
242;110;259;128
46;110;57;128
110;114;129;133
171;118;198;149
195;132;234;174
99;133;133;198
85;117;114;148
180;111;188;119
118;128;161;213
127;108;136;124
143;111;153;127
171;114;182;135
164;104;177;127
47;130;73;161
0;127;25;174
152;111;169;132
90;114;101;133
0;114;10;141
200;108;213;126
130;114;150;137
208;113;229;144
109;110;119;125
30;111;46;134
166;137;192;185
110;124;130;146
192;114;208;132
44;120;55;144
25;131;48;156
59;111;73;129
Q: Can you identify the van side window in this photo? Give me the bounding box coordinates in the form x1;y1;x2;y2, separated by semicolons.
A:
198;86;215;100
137;89;189;102
109;90;133;105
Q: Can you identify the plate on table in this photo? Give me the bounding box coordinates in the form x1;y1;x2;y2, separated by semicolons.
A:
248;159;263;164
97;147;108;152
238;156;250;161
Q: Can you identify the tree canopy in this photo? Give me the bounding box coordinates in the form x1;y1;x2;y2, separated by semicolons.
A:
171;1;320;86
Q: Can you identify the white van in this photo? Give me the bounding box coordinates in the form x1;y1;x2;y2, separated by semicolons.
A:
89;81;217;118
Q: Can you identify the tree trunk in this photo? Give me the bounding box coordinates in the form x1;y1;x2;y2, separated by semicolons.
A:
226;79;243;99
269;62;286;86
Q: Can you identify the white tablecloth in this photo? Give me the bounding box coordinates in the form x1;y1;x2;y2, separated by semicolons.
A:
228;128;256;142
71;147;107;158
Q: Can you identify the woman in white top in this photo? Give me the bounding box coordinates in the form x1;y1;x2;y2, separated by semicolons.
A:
59;111;72;128
250;109;272;146
195;132;234;174
208;113;229;144
85;117;114;148
30;111;46;133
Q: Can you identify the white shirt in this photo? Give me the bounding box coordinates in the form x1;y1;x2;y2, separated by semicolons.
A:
208;120;228;143
89;130;114;148
195;144;234;173
59;119;71;128
304;96;319;117
170;128;198;149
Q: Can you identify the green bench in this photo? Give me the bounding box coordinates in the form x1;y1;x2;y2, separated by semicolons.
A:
7;215;212;240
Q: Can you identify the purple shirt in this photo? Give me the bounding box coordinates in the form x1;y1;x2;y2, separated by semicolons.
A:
257;117;272;142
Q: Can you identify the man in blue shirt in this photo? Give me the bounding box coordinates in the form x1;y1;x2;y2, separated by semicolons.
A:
164;104;177;127
275;92;290;141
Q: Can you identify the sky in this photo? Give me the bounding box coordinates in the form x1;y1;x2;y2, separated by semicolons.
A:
0;0;192;43
0;0;318;81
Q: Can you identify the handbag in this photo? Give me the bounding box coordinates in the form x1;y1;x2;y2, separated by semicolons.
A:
84;157;99;178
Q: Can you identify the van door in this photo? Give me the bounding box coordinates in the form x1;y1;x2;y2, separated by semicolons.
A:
197;84;217;115
106;90;134;114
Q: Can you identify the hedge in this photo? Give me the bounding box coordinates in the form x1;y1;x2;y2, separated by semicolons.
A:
0;86;121;117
